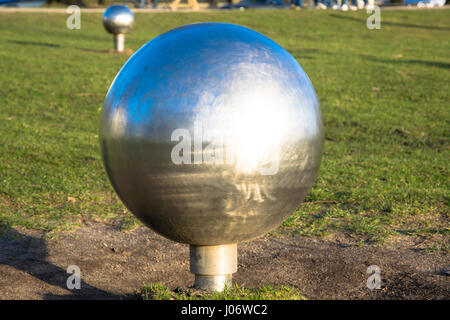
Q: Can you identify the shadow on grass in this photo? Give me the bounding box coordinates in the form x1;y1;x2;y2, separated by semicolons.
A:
0;226;121;300
329;13;450;31
7;40;61;48
6;37;132;56
76;47;135;55
361;54;450;69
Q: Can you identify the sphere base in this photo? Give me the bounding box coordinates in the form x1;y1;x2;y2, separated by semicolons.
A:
114;33;125;52
190;244;237;292
194;274;232;292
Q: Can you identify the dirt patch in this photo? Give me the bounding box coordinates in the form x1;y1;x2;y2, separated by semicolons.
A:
0;224;448;300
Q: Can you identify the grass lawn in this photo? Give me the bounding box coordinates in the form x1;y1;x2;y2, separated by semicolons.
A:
0;9;448;251
138;283;305;300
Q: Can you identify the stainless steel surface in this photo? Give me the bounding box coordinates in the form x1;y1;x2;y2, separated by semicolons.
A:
114;34;125;52
100;23;324;246
102;5;134;35
190;244;237;275
194;274;232;292
190;244;237;291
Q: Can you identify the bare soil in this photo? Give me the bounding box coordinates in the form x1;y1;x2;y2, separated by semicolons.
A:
0;224;448;300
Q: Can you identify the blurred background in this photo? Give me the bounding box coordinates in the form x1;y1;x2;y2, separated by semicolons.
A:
0;0;448;9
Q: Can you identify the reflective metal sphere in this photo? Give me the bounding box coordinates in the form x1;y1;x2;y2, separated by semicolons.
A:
100;23;324;246
102;5;134;35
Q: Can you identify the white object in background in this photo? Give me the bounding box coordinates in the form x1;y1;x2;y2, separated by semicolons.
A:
429;0;446;7
366;0;375;9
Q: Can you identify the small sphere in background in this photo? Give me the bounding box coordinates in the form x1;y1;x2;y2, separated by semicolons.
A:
102;5;134;35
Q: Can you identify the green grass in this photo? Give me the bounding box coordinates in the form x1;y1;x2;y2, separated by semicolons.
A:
0;9;448;247
138;283;305;300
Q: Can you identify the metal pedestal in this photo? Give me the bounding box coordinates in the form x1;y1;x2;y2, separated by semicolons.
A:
190;244;237;292
114;33;125;52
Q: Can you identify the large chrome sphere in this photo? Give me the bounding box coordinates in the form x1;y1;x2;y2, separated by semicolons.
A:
100;23;324;246
102;5;134;35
